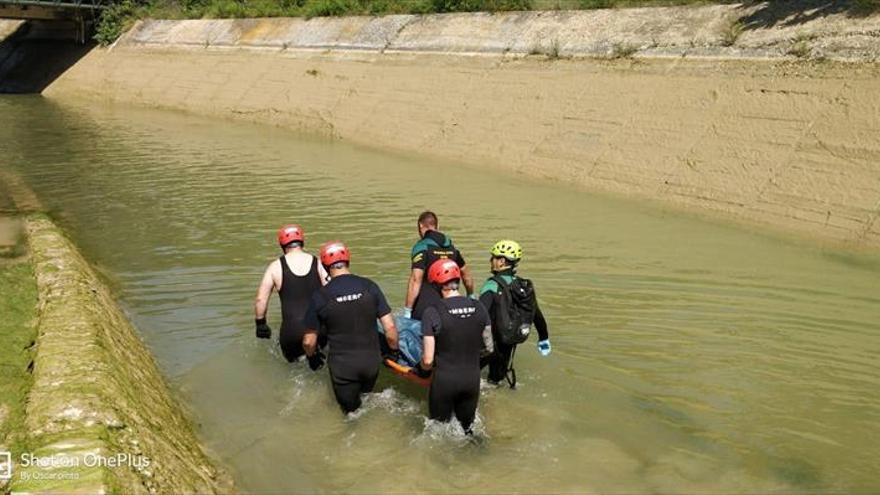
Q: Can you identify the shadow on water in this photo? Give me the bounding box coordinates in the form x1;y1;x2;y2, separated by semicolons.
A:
0;21;93;94
821;249;880;274
737;0;879;31
767;456;824;490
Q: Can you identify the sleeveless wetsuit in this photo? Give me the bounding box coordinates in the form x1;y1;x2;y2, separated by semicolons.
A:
278;255;323;362
421;296;490;432
303;274;392;413
410;230;466;320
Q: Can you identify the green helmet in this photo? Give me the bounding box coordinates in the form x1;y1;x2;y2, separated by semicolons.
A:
490;240;522;262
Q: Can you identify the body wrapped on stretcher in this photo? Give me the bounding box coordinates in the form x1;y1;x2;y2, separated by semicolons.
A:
377;313;424;368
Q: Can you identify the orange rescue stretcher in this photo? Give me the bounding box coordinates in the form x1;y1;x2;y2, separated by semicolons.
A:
384;358;431;388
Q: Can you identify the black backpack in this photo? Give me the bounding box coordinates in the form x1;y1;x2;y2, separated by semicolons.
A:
491;275;536;346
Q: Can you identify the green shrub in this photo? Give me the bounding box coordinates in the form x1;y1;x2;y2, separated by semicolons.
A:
94;0;141;45
361;0;432;14
577;0;613;8
181;0;211;10
204;0;248;17
853;0;880;11
608;41;637;58
431;0;532;13
720;19;742;47
303;0;357;17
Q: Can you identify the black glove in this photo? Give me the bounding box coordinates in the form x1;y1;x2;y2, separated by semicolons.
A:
255;318;271;339
383;348;401;364
307;350;326;371
411;363;432;379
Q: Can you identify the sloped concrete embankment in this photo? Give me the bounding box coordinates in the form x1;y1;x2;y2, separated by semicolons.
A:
114;5;880;61
43;6;880;248
0;172;233;493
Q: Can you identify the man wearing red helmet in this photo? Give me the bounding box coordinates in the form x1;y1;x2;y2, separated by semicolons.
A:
404;211;475;321
412;259;493;434
303;241;400;414
254;224;329;368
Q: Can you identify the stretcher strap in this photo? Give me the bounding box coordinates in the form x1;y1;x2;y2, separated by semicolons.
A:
505;346;517;389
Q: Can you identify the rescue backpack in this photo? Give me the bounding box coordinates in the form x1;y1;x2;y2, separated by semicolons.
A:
491;275;536;346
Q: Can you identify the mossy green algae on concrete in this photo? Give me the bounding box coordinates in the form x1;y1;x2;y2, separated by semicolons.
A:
10;215;233;494
0;230;38;495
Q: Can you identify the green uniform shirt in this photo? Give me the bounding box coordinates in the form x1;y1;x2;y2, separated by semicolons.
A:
479;273;514;296
410;230;466;320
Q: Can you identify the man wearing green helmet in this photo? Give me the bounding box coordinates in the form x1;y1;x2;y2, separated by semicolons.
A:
478;240;550;388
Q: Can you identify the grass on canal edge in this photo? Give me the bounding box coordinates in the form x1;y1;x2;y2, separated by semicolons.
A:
0;239;38;462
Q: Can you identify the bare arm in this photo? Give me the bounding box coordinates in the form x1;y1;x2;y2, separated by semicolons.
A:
380;313;398;350
404;268;424;309
303;331;317;357
317;262;330;286
421;335;435;369
461;264;475;296
254;263;277;319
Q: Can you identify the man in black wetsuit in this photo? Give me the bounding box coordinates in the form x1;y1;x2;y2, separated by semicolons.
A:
302;241;400;414
479;240;551;388
413;259;493;434
404;211;475;320
254;224;328;368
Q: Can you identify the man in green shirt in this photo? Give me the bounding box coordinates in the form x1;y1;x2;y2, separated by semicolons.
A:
404;211;475;320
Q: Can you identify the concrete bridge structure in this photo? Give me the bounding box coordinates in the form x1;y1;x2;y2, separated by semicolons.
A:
0;0;105;42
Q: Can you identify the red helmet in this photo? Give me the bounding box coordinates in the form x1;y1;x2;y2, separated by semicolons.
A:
428;258;461;285
320;241;350;267
277;224;304;247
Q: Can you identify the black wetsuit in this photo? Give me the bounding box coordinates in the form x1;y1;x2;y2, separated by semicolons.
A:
410;230;466;320
421;296;491;432
304;274;391;413
479;270;549;385
278;255;323;362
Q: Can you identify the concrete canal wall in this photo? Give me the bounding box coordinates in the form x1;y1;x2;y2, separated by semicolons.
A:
0;170;233;493
11;214;233;493
41;6;880;248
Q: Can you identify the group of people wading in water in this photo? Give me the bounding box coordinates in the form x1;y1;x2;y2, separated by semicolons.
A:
254;211;551;434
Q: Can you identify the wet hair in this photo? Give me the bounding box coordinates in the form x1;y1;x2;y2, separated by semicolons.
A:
282;241;304;250
328;261;349;270
417;211;438;229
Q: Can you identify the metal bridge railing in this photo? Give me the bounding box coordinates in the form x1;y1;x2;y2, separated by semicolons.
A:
1;0;108;10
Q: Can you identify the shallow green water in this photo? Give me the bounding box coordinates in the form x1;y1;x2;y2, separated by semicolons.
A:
2;95;879;494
